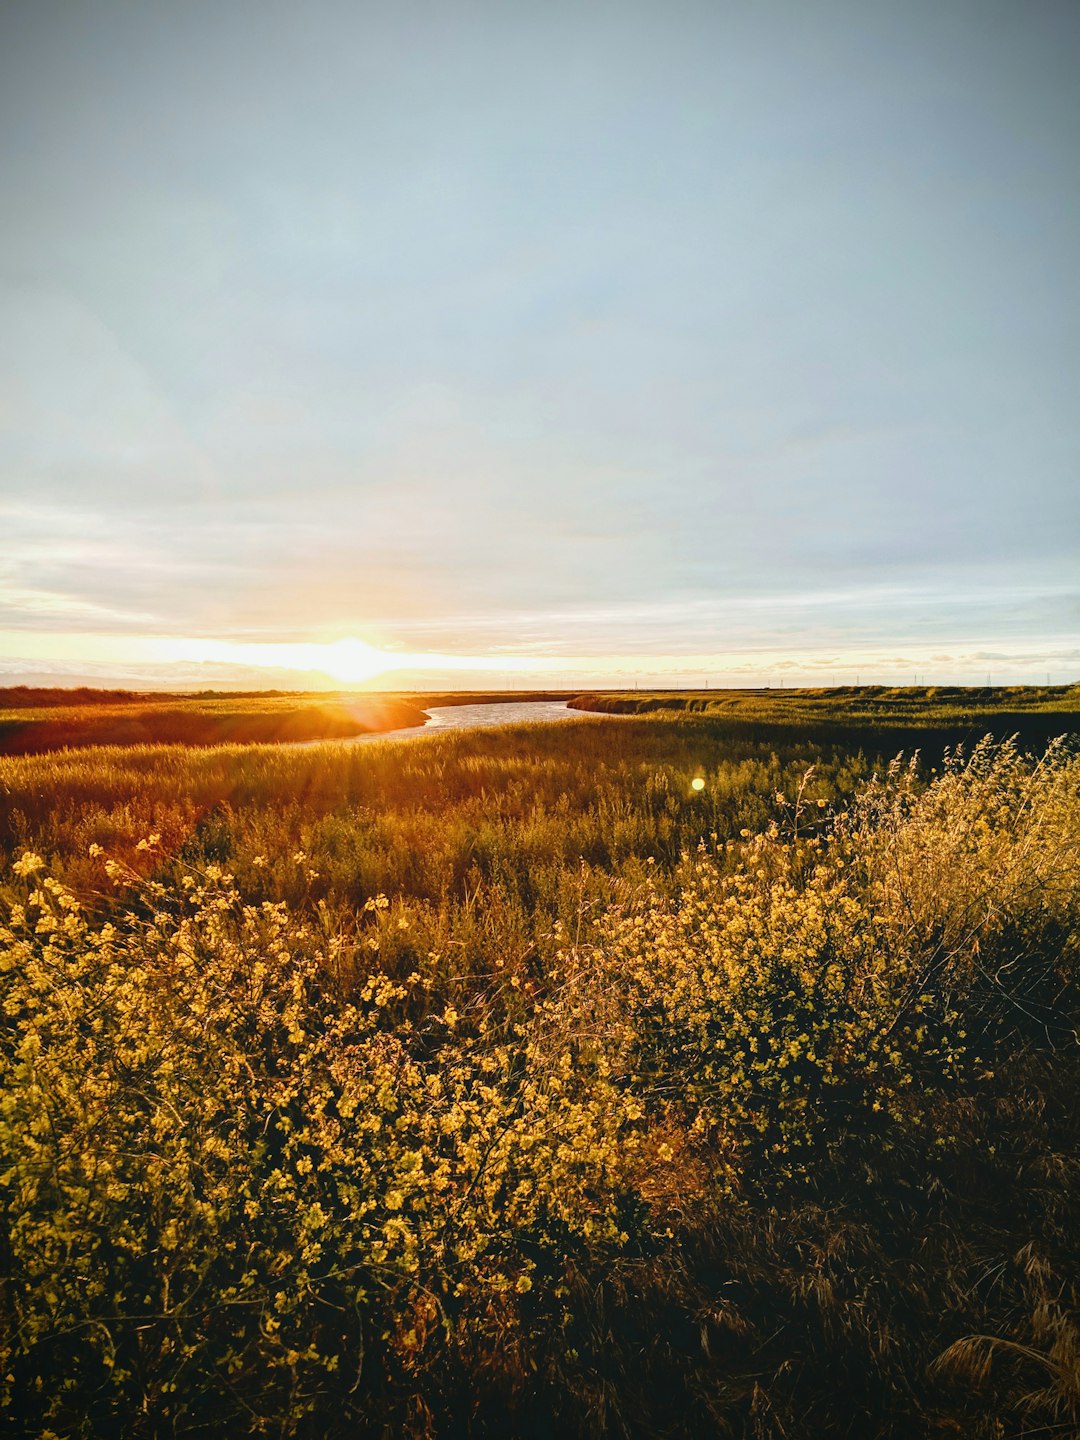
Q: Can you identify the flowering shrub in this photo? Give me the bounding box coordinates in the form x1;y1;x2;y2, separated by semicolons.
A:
584;740;1078;1178
0;858;640;1434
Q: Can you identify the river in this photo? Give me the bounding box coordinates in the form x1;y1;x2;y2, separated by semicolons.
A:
349;699;585;745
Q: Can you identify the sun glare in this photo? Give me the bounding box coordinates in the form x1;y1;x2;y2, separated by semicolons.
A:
153;634;548;686
317;638;389;685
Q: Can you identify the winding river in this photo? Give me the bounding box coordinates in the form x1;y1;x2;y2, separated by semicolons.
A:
351;699;585;744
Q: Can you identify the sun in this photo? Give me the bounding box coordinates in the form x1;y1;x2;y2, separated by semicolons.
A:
154;633;543;686
157;635;395;685
317;637;391;685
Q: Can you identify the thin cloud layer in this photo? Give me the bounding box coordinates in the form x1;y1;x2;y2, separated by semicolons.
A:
1;1;1077;684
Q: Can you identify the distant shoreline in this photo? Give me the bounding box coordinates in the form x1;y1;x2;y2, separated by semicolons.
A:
1;683;1076;757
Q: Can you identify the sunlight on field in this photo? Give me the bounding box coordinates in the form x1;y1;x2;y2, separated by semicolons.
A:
2;716;1078;1437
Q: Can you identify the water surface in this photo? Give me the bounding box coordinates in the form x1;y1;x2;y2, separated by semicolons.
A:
349;699;584;745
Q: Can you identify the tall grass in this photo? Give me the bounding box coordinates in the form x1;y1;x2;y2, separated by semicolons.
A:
572;683;1080;756
1;724;1078;1437
0;717;875;991
0;694;427;755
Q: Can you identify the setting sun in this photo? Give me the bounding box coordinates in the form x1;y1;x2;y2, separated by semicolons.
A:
141;635;549;688
315;638;390;685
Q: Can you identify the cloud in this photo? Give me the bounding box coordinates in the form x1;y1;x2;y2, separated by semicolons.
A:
0;1;1077;677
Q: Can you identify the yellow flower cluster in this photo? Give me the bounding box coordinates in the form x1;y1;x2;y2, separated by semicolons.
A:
575;739;1079;1181
0;859;638;1431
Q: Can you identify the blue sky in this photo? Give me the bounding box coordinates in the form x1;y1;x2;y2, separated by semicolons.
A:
1;0;1077;688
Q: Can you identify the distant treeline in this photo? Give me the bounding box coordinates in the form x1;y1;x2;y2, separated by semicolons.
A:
0;686;311;707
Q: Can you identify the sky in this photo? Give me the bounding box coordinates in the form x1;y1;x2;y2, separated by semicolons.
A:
1;0;1078;690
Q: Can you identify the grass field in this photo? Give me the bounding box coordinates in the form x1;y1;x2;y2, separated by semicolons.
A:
571;682;1080;748
0;690;429;755
1;691;1078;1437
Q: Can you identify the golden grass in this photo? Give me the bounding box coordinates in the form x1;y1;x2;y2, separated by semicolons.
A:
0;691;428;755
1;724;1078;1437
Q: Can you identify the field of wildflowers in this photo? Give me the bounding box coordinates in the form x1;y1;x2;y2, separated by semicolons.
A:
1;712;1078;1437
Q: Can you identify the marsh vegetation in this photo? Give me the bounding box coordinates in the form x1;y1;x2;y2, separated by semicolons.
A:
1;695;1078;1437
0;690;428;755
